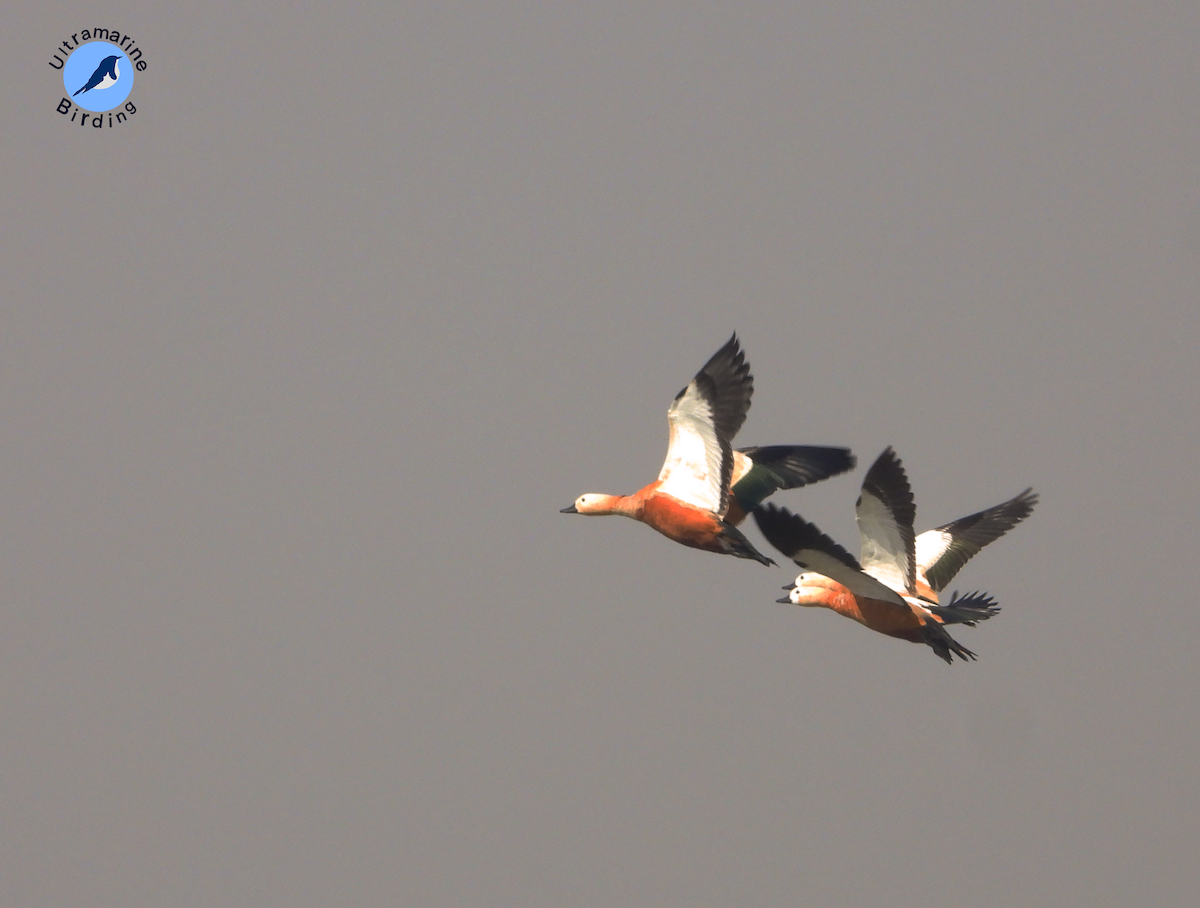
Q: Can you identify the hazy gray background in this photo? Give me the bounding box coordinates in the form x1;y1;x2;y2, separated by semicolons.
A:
5;3;1198;905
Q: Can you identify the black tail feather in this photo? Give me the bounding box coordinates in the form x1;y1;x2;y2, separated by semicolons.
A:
721;521;776;566
919;622;978;664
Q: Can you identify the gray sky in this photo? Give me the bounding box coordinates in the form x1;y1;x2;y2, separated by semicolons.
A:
5;3;1199;905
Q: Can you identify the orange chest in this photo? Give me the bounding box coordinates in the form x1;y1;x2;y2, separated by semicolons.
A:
638;493;724;549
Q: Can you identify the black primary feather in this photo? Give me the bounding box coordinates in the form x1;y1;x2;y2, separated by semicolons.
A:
679;334;754;443
752;503;862;572
923;489;1038;593
731;445;856;512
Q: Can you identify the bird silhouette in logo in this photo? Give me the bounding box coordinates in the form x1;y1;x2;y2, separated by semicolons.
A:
73;54;123;96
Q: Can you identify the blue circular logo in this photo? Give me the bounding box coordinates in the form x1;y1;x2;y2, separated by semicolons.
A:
63;42;134;112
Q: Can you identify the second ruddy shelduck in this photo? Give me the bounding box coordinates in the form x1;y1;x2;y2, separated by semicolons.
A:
561;334;855;565
753;447;1037;662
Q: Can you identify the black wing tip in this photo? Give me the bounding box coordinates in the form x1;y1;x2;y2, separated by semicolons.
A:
674;333;745;400
729;447;857;511
1012;487;1039;514
692;333;754;442
752;504;858;571
753;502;834;563
789;445;857;484
751;503;802;558
810;446;855;474
874;444;900;467
739;445;857;477
862;446;910;498
992;487;1039;522
933;486;1040;547
706;333;747;373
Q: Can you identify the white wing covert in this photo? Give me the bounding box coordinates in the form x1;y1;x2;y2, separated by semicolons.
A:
656;383;729;512
856;447;917;595
916;488;1038;592
653;334;753;514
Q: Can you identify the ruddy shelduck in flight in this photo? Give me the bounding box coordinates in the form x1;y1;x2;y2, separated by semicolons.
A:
561;335;855;564
753;447;1037;662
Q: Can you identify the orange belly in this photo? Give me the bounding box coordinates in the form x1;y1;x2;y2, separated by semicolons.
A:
638;493;726;552
722;498;748;527
819;585;929;643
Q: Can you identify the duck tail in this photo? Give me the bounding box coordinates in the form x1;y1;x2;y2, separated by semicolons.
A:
720;521;776;566
918;622;979;664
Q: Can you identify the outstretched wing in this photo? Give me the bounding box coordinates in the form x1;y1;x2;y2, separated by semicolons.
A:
729;445;856;517
753;504;907;605
917;489;1038;592
856;447;917;595
655;334;753;512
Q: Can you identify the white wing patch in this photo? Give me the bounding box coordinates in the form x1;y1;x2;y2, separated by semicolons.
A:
914;529;954;586
857;486;915;594
728;449;753;489
655;380;726;512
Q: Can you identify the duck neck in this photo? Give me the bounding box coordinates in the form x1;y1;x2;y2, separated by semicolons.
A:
584;493;642;519
611;493;643;519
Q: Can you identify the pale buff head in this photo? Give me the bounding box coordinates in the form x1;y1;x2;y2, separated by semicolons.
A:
777;571;840;606
561;493;622;516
